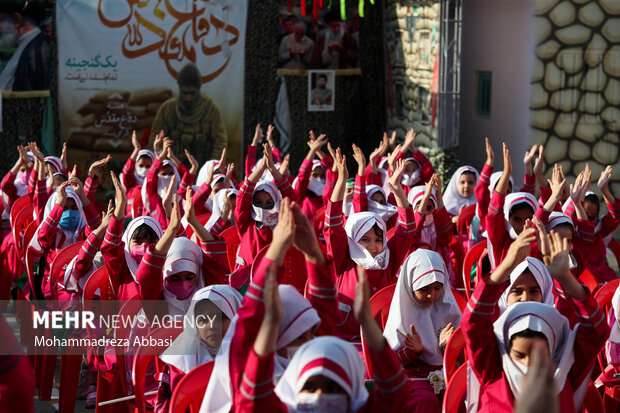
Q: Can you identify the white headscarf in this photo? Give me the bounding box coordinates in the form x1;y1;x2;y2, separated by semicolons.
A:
63;251;104;293
140;160;180;213
366;184;397;223
44;156;62;174
250;180;282;229
444;166;479;216
205;188;238;232
29;187;86;254
159;285;243;373
197;160;220;187
503;193;538;240
497;257;555;313
546;212;579;269
488;171;514;194
200;284;321;413
275;336;369;413
493;302;577;398
162;237;206;317
408;185;437;249
121;216;164;281
122;149;155;188
401;158;421;188
343;212;390;270
384;249;462;365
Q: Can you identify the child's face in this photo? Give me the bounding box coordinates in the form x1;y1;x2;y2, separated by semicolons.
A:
345;186;354;202
506;272;542;307
129;236;158;248
553;226;573;248
212;180;228;195
457;173;476;198
167;271;196;283
253;190;275;209
583;201;599;221
136;156;152;169
416;201;435;215
46;163;58;177
413;281;443;307
195;300;230;349
310;167;325;180
358;227;383;257
65;197;78;211
160;165;174;176
404;161;418;175
277;326;316;359
301;374;349;398
509;336;549;367
509;208;533;234
370;191;386;205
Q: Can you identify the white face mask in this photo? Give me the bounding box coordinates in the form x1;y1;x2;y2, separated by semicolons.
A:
251;203;280;228
296;392;349;413
307;178;326;196
401;169;421;187
135;166;148;179
367;200;397;223
424;213;434;227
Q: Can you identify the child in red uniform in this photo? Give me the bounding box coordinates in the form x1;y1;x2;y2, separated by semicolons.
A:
462;226;609;413
201;198;338;413
235;257;411;412
324;151;417;341
384;248;462;412
443;165;478;217
121;131;155;217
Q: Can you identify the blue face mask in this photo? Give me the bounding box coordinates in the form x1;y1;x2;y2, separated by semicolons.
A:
59;210;80;230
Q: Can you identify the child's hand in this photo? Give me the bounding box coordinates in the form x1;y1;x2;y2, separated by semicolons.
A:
68;176;87;201
153;130;164;153
485;137;494;167
548;163;566;199
544;230;571;280
388;159;406;191
110;171;127;207
502;143;512;176
533;145;545;178
352;144;366;175
307;133;327;153
262;143;276;173
159;138;173;160
405;324;424;353
221;190;233;221
388;130;397;150
131;130;140;151
94;200;115;238
265;124;276;150
439;323;454;349
60;142;68;170
168;194;181;232
162;175;178;217
223;163;235;187
523;144;538;174
266;198;295;265
292;203;324;264
514;340;558;413
185;149;199;175
184;187;197;225
598;165;612;193
251;123;263;146
334;148;348;181
404;128;417;152
501;225;536;270
89;155;111;178
56;181;70;206
217;148;227;175
279;154;290;176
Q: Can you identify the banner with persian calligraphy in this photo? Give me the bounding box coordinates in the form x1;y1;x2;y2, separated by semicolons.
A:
56;0;247;171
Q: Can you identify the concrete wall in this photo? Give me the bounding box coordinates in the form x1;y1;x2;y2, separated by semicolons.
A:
459;0;535;182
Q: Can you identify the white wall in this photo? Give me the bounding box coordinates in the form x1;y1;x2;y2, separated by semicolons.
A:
459;0;534;182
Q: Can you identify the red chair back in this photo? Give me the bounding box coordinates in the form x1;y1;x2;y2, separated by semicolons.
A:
362;284;396;378
169;361;215;413
462;239;487;300
443;327;467;382
312;206;325;239
11;203;34;260
219;226;240;271
579;269;600;295
452;289;467;313
185;213;212;240
9;194;32;223
455;204;476;242
24;221;40;300
594;278;620;309
442;363;467;413
49;242;83;301
132;326;184;413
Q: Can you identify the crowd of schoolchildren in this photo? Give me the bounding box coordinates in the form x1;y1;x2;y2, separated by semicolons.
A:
1;125;620;413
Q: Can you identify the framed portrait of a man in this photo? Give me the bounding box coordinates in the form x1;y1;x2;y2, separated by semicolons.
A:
308;70;335;112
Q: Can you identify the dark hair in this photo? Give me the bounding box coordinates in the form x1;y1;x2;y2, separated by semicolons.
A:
510;328;548;345
195;299;229;321
131;224;159;243
137;154;152;163
317;74;327;81
508;202;534;218
551;222;574;235
584;193;600;207
177;63;201;88
371;224;383;239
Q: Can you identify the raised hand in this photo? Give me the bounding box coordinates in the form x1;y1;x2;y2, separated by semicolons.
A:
217;148;227;175
168;193;181;232
291;203;325;264
60;142;68;171
352;144;366;176
162;175;178;218
439;323;454;349
158;138;173;161
94;200;115;238
598;165;612;194
89;154;111;178
388;130;397;150
404;128;417;152
222;163;235;187
485;137;494;167
185;149;199;175
523;144;538;175
388;158;406;192
307;133;327;154
131;130;140;151
251;123;263;146
387;144;402;173
220;190;233;222
266;198;295;265
405;324;424;353
56;181;70;206
110;171;127;219
501;224;536;270
278;154;291;176
265;124;276;150
334;147;348;181
68;176;88;203
153;130;164;153
533;145;545;179
28;142;45;161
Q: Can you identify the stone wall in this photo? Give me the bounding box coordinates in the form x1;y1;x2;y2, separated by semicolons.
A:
384;0;456;178
530;0;620;193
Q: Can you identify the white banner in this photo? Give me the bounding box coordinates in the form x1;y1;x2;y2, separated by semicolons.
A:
56;0;246;166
